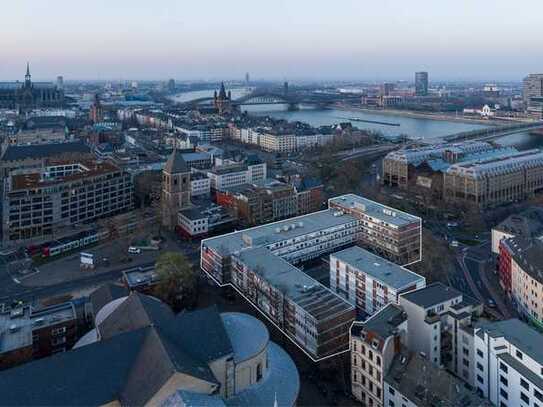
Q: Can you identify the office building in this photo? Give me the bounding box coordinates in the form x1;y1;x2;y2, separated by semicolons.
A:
523;74;543;118
498;237;543;329
0;140;92;177
415;71;429;96
351;304;407;407
443;149;543;208
232;247;355;359
178;202;236;239
206;161;266;192
473;319;543;407
190;171;211;197
382;141;504;189
330;246;425;317
399;283;482;385
3;159;134;242
0;302;77;370
0;292;300;406
328;194;421;265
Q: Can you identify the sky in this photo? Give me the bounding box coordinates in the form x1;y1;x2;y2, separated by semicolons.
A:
1;0;542;82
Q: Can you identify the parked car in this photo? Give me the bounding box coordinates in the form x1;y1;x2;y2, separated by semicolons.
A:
128;246;141;255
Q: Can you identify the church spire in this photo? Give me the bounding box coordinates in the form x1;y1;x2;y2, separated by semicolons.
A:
25;62;31;86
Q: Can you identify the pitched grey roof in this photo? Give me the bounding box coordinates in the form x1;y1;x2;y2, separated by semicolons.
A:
98;293;174;340
0;328;149;406
164;150;189;174
89;283;129;315
351;303;407;340
1;141;90;162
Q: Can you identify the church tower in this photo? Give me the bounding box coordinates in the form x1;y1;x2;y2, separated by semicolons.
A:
213;82;232;114
161;149;191;229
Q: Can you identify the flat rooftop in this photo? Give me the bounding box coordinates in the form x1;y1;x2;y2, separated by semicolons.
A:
479;319;543;365
235;247;354;321
329;194;420;228
10;159;121;191
494;207;543;237
202;208;358;256
400;282;462;309
123;266;158;288
331;246;424;289
0;302;75;353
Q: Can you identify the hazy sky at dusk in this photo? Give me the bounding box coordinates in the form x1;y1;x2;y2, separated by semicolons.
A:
1;0;542;81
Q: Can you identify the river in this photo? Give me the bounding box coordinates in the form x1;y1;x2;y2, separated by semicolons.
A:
171;89;543;150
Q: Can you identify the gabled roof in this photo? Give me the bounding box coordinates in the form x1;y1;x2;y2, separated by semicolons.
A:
98;292;174;340
164;150;189;174
89;283;128;315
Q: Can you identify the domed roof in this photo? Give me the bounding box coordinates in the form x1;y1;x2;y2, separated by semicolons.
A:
221;312;269;363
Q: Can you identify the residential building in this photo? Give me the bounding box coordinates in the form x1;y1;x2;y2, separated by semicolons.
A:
0;302;77;370
232;247;355;360
161;150;191;228
0;292;300;406
473;319;543;407
2;159;134;242
201;203;362;285
415;72;429;96
443;149;543;208
351;304;407;407
399;283;483;385
491;207;543;254
384;351;490;407
330;246;425;317
328;194;422;265
259;133;296;153
498;237;543;329
523;74;543;118
292;176;324;215
216;180;298;227
180;151;213;169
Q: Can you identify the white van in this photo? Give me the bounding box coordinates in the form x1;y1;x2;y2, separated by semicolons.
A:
128;247;141;254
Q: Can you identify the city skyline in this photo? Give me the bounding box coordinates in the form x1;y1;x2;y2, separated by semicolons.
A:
1;0;542;81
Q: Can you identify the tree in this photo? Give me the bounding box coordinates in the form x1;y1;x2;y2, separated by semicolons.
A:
153;252;197;311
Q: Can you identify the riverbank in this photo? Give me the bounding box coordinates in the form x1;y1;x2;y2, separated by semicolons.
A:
332;104;504;126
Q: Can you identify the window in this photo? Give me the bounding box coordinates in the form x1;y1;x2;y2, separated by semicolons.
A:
477;375;484;384
520;378;529;391
389;387;395;396
516;350;524;360
477;362;484;371
500;389;508;400
500;376;508;386
388;401;395;407
535;389;543;402
256;363;262;381
520;392;529;404
500;363;508;373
